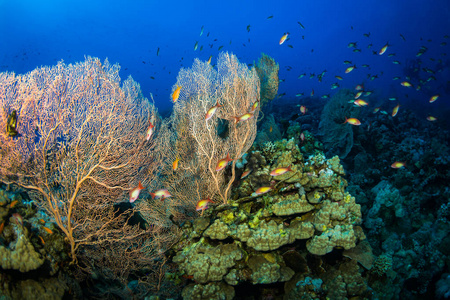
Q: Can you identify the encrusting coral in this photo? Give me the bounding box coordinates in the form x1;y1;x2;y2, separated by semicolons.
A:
172;138;368;298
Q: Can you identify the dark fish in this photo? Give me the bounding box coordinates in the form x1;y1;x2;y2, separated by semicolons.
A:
400;34;406;41
288;45;293;48
267;15;273;19
297;21;305;29
218;45;224;51
363;32;370;38
247;25;251;32
156;47;160;56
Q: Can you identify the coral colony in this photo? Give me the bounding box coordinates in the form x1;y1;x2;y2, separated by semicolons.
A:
0;51;449;299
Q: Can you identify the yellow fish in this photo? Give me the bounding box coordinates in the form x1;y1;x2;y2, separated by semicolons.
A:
172;85;182;102
427;116;437;122
429;94;439;103
205;100;222;121
401;81;412;87
216;153;232;171
345;65;356;74
196;198;213;212
252;186;273;196
392;104;400;117
279;32;289;45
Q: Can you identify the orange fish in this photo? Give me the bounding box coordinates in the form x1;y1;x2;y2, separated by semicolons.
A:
0;221;4;235
129;182;145;203
205;100;222;120
172;85;182;102
344;117;361;126
279;32;289;45
39;218;45;224
429;94;439;103
300;105;307;115
172;157;180;171
233;113;254;123
378;43;389;55
426;116;437;122
38;235;45;245
43;227;53;234
391;161;406;169
392;104;400;117
270;165;293;176
252;186;273;196
345;65;356;74
250;101;259;113
146;122;155;141
196;198;214;212
241;170;252;179
216;153;232;171
9;200;18;208
150;189;172;200
354;99;369;107
401;81;412;87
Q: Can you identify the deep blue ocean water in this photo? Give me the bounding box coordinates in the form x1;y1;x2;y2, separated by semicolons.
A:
1;0;449;119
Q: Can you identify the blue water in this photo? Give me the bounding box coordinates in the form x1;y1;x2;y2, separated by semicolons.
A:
1;0;448;118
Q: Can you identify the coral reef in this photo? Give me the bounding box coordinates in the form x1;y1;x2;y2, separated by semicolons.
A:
255;53;279;108
172;138;368;298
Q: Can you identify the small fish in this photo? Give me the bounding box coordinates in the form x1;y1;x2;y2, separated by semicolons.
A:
146;122;155;141
392;104;400;117
427;116;437;122
353;49;361;53
331;83;340;89
200;25;204;36
156;47;160;56
392;76;400;80
43;227;53;234
200;45;203;51
309;73;315;79
347;42;357;48
335;75;343;80
267;15;273;19
269;126;273;132
250;101;259;113
297;21;305;29
401;81;412;87
354;99;369;107
150;189;172;200
321;94;330;99
362;64;370;68
207;55;212;64
429;94;439;103
355;91;363;99
344;117;361;126
205;100;222;120
300;105;307;115
355;84;364;91
129;182;145;203
0;221;4;235
300;132;305;143
310;89;314;97
345;65;356;73
172;157;180;171
400;34;406;41
298;73;306;79
279;32;289;45
252;186;273;196
38;235;45;245
363;32;371;38
389;97;397;101
288;45;294;48
233;113;254;123
364;91;372;96
194;41;199;51
378;43;389;55
12;213;23;226
270;165;293;176
388;53;396;57
241;170;252;179
9;200;18;208
373;107;380;114
295;93;304;97
39;219;45;224
391;161;406;169
392;60;401;65
343;60;352;64
216;153;232;171
172;85;182;102
196;198;214;212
